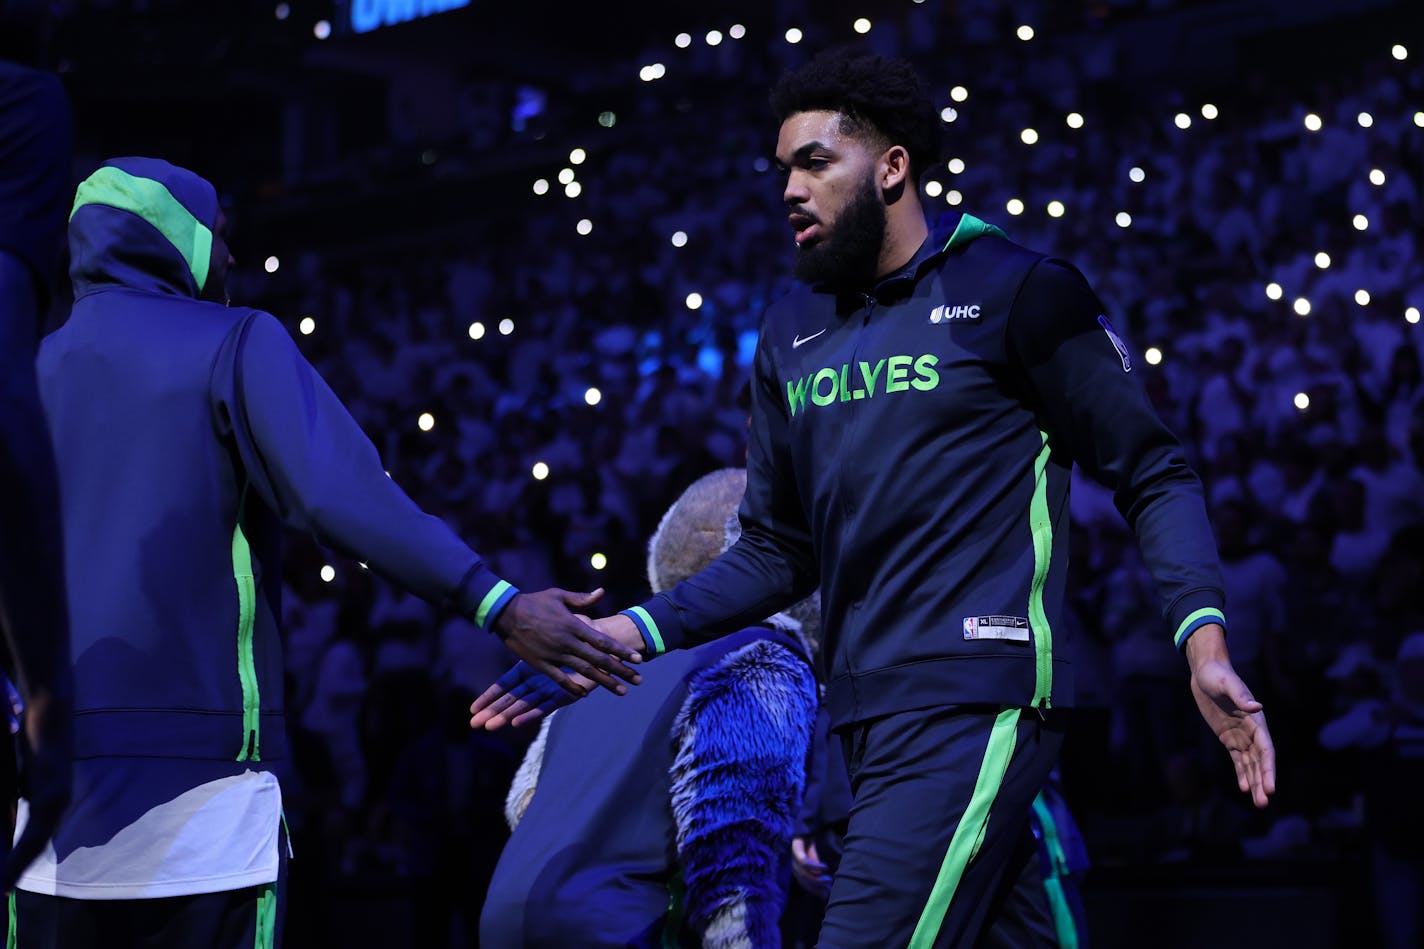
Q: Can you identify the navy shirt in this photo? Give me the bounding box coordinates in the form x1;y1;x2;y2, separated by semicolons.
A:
0;60;70;310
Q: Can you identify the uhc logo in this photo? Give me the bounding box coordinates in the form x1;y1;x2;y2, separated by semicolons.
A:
930;304;981;323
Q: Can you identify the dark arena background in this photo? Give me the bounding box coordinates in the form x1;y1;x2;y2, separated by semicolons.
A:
11;0;1424;946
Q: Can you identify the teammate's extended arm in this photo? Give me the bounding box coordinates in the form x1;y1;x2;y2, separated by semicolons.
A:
218;311;639;695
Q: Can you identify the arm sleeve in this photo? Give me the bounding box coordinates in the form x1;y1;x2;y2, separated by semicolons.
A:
670;640;817;949
621;320;818;654
1009;260;1225;648
214;311;516;630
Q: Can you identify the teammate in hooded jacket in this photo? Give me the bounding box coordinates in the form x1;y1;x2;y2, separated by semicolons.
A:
472;50;1274;948
10;157;641;949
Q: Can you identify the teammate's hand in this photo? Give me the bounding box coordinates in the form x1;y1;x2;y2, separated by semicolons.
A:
1185;625;1276;809
491;588;640;697
469;662;593;730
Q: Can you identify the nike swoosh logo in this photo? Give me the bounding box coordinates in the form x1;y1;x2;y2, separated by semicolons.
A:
793;328;827;349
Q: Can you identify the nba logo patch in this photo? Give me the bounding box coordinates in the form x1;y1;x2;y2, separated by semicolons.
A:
963;616;978;638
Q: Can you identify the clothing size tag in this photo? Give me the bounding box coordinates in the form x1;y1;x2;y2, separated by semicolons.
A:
962;615;1031;643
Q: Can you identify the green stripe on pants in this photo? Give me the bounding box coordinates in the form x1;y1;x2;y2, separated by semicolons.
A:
908;706;1021;949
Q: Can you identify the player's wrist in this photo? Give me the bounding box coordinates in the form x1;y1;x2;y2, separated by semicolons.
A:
1183;623;1230;670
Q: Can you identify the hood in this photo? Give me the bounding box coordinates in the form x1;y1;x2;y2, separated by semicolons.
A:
68;157;219;299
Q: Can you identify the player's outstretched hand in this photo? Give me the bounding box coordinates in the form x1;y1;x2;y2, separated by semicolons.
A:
491;588;640;697
469;661;583;730
1185;625;1276;809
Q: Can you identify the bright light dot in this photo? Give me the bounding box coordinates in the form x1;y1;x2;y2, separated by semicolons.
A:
1294;297;1312;316
557;167;575;185
853;18;872;34
274;3;289;20
1145;346;1163;365
1174;112;1192;129
639;63;667;82
598;111;617;128
1266;282;1283;300
1304;113;1322;131
675;32;691;48
1016;24;1034;41
1201;103;1219;120
1294;392;1310;410
685;292;703;310
576;218;593;236
584;387;602;406
1020;127;1039;145
468;322;485;340
320;564;335;582
533;178;549;195
565;181;583;198
1358;111;1374;128
1355;289;1371;306
531;462;549;481
1353;213;1370;231
358;562;368;570
940;107;958;123
785;27;803;44
729;24;746;40
1416;111;1424;128
946;190;963;206
1315;251;1331;269
299;316;316;335
947;157;965;174
1406;307;1421;324
706;29;723;45
1393;44;1408;61
569;148;586;165
313;19;331;39
1129;166;1146;183
1066;112;1084;129
1006;198;1025;216
1115;212;1132;228
590;552;607;570
925;180;944;197
1369;168;1386;185
671;230;688;247
264;255;279;273
1047;200;1065;217
499;318;514;335
417;412;435;432
950;85;968;102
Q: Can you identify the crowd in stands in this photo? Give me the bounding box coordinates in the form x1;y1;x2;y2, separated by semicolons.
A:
61;2;1417;943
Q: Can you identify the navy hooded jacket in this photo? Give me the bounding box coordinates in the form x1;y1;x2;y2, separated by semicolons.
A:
38;157;516;765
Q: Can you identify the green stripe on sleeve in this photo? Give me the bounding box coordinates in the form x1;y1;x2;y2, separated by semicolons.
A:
71;165;213;292
1174;607;1225;648
8;890;16;949
475;579;514;629
627;606;665;654
909;706;1021;949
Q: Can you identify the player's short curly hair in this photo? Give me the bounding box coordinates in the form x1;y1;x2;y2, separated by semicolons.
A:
770;47;941;182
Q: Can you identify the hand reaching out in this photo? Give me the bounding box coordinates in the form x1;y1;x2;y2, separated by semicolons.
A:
491;588;641;697
472;613;647;729
1185;625;1276;809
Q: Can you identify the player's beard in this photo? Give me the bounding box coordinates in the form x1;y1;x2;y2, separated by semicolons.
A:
793;172;887;291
